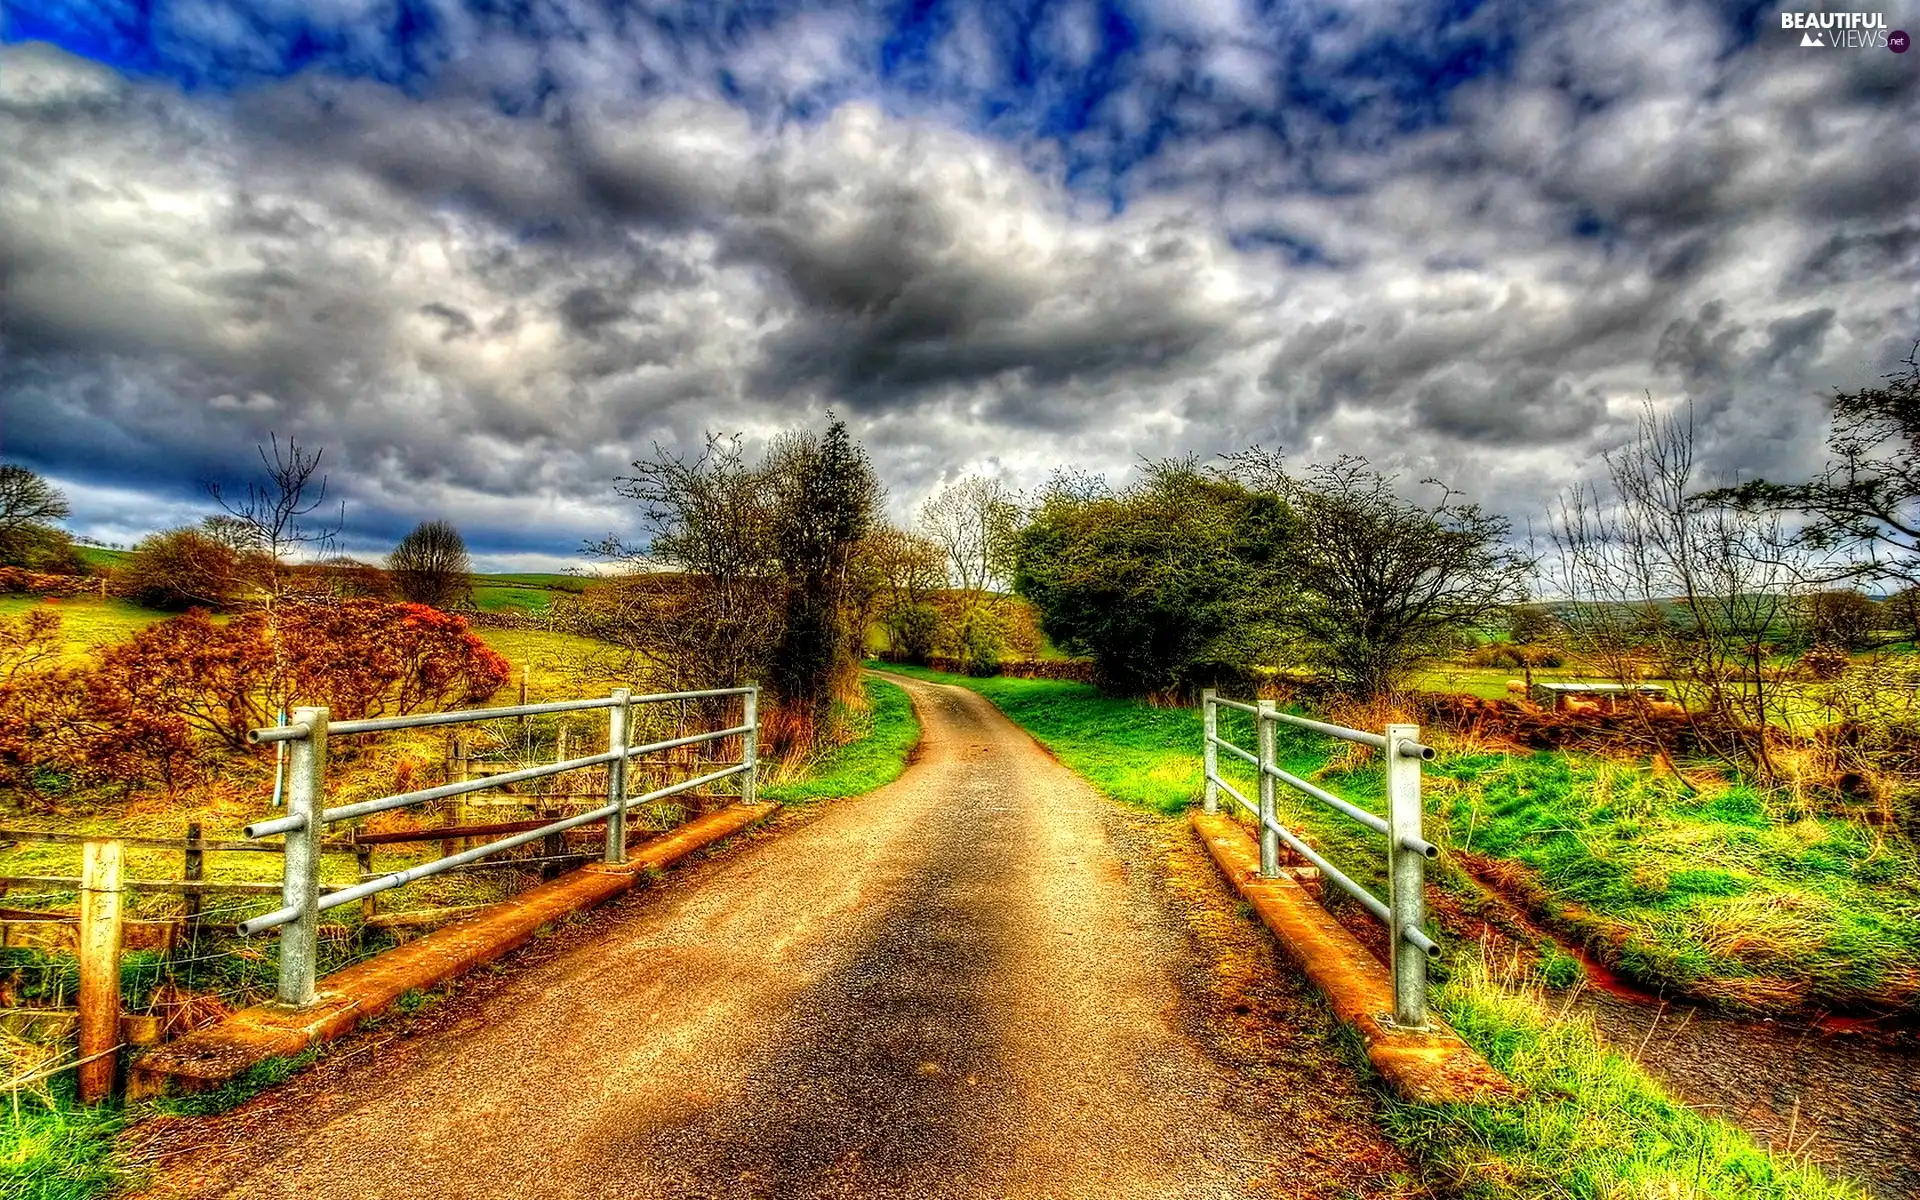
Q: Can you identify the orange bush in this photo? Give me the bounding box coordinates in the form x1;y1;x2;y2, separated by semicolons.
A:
0;603;514;800
276;601;512;719
85;601;512;750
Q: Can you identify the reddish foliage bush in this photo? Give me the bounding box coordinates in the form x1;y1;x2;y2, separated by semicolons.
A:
88;609;274;749
275;601;512;720
0;566;101;598
85;602;512;749
0;664;104;797
0;602;512;798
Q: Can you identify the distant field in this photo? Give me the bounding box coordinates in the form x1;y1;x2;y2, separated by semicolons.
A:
72;545;130;569
58;552;593;615
469;572;589;614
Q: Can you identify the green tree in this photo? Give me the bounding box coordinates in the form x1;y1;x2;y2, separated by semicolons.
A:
0;464;84;573
767;419;880;729
1014;458;1293;694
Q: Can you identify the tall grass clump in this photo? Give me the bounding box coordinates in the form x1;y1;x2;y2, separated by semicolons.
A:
763;678;920;803
1;1032;130;1200
1387;954;1868;1200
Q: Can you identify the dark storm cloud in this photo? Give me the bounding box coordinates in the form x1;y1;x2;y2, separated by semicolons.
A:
3;0;1918;567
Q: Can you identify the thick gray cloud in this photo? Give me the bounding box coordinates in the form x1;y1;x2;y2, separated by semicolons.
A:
2;3;1918;569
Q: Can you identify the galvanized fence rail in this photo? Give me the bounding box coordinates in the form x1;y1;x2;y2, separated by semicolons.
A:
1200;690;1439;1029
239;685;759;1007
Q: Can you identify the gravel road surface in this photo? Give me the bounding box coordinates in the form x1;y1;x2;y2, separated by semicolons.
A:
132;674;1422;1199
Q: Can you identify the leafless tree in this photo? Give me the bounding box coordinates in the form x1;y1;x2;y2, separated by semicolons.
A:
0;465;82;571
1550;399;1808;780
0;465;70;534
579;434;784;693
200;514;265;553
918;475;1019;624
206;434;342;594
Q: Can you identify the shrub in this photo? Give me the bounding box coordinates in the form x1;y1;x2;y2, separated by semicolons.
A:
0;664;105;798
278;601;513;718
303;557;396;600
82;602;513;755
118;528;256;610
888;603;941;663
1800;643;1851;681
0;566;100;598
958;611;1004;676
1467;642;1563;670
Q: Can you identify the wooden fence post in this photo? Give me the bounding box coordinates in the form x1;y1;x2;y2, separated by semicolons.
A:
544;728;567;879
356;840;377;923
77;840;125;1104
445;734;469;858
182;821;204;929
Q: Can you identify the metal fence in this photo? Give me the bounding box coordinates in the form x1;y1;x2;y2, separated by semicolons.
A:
239;685;759;1008
1200;690;1439;1029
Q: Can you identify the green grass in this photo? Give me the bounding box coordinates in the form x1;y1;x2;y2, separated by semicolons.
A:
883;665;1868;1200
470;584;555;613
0;598;173;661
0;1046;326;1198
1428;750;1920;1014
1387;959;1866;1200
148;1047;323;1118
762;679;920;803
873;665;1201;814
70;547;129;571
467;573;592;613
471;572;591;590
0;1084;129;1200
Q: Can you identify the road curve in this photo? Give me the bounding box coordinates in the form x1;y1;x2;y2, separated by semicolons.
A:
134;674;1419;1199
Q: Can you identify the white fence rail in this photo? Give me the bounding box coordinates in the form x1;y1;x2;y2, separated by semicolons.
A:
1201;689;1437;1028
239;685;758;1007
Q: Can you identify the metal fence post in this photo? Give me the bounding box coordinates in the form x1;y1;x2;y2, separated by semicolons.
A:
1201;688;1219;814
278;706;327;1008
1256;700;1279;877
604;688;630;864
741;683;759;806
1385;721;1428;1029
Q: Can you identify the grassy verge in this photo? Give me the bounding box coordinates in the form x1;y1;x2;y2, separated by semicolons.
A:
762;678;919;804
1430;750;1920;1014
1391;959;1866;1200
0;598;172;661
882;665;1870;1200
0;1082;128;1200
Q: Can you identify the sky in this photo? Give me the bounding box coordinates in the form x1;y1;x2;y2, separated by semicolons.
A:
1;0;1916;572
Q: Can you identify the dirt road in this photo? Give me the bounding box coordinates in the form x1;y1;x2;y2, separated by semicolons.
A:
134;674;1421;1199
